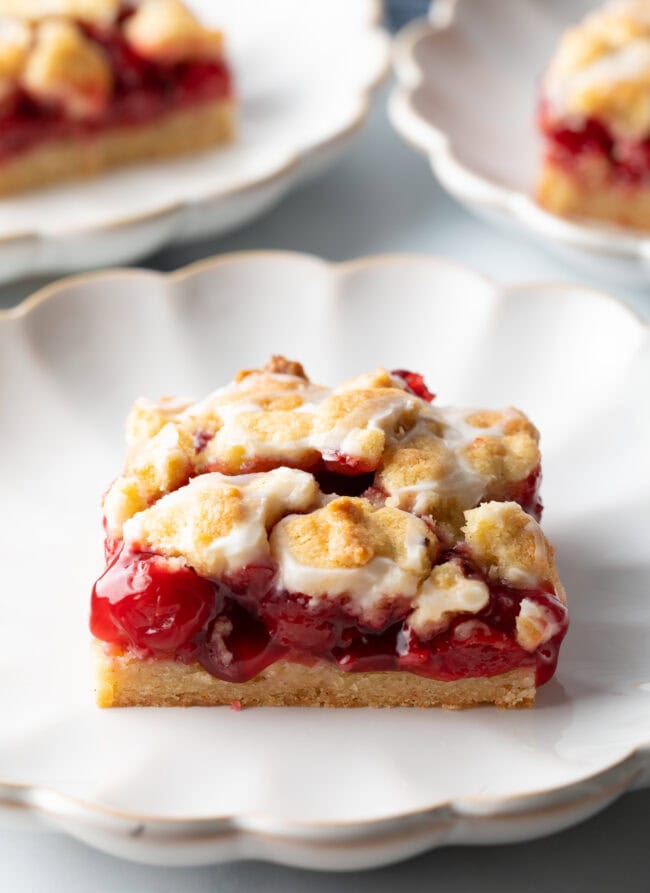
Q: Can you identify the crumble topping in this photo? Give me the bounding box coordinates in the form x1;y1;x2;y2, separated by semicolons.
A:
314;386;420;465
463;501;565;600
406;562;490;639
125;395;195;452
22;19;112;119
0;18;30;77
270;497;437;626
104;423;195;536
0;0;227;113
103;358;540;541
378;409;539;534
102;357;562;644
543;1;650;138
0;1;121;23
516;598;567;652
251;355;307;378
123;468;319;579
125;0;223;65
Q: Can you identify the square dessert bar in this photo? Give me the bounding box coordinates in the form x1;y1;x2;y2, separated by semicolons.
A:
538;0;650;229
91;357;568;709
0;0;234;195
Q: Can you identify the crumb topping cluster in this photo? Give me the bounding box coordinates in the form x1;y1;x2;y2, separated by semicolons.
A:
543;0;650;138
0;0;223;119
102;357;560;651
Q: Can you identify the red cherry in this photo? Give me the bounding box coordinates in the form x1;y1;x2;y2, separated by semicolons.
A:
260;591;341;653
91;548;217;655
508;464;543;520
391;369;435;402
197;599;285;683
321;451;377;476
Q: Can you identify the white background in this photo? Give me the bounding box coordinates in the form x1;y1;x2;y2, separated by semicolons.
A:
1;84;648;890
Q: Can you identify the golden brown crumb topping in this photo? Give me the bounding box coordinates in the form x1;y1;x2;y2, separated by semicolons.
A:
463;501;565;601
0;1;121;22
102;357;562;633
0;0;225;109
543;1;650;138
272;497;437;572
22;19;113;119
124;0;222;64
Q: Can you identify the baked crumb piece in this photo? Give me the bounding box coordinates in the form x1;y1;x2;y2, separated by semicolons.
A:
22;19;112;119
125;0;223;64
463;501;565;600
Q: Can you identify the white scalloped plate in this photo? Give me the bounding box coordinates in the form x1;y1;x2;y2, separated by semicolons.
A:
1;252;649;869
389;0;650;284
0;0;388;285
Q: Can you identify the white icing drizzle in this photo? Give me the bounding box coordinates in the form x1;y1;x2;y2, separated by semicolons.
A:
143;371;421;466
123;468;318;579
270;510;430;625
105;370;552;634
383;406;523;515
464;501;545;589
316;391;418;460
542;1;650;135
407;572;490;639
516;599;564;652
436;406;508;442
546;38;650;118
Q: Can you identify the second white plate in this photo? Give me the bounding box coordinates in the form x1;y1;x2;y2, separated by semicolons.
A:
389;0;650;284
0;0;388;284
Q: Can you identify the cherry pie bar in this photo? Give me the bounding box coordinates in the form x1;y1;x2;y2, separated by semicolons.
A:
91;357;568;709
0;0;234;194
538;0;650;228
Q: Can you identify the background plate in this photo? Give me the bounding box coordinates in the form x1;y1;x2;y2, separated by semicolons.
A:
389;0;650;285
0;0;388;285
0;252;649;869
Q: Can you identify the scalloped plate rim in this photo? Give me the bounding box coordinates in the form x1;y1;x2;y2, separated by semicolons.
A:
1;250;649;867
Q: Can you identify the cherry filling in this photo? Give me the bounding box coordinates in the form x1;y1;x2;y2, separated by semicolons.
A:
510;463;543;522
0;4;232;162
391;369;436;403
196;599;284;683
321;452;378;476
91;544;568;686
91;547;216;656
539;102;650;185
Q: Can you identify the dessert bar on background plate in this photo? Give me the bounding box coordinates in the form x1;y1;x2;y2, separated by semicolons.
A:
0;253;647;868
92;356;567;709
0;0;235;195
0;0;389;283
537;0;650;230
389;0;650;284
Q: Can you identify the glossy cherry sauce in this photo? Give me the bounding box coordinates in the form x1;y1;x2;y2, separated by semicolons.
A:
539;103;650;184
91;544;567;686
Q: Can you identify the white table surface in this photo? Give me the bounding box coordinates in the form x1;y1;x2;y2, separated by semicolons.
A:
1;83;649;890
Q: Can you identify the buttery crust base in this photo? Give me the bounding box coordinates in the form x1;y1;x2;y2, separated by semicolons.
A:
537;159;650;230
0;97;235;195
94;644;536;709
